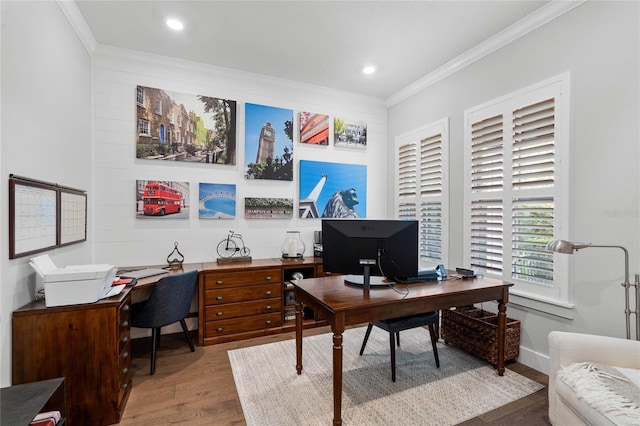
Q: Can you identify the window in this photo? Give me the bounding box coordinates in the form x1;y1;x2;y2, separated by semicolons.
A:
463;74;571;315
136;86;145;107
154;98;162;115
138;119;150;136
395;119;449;265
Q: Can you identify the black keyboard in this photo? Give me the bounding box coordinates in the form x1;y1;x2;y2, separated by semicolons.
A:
396;271;439;283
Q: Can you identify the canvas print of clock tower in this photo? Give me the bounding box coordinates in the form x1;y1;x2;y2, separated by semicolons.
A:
244;103;294;180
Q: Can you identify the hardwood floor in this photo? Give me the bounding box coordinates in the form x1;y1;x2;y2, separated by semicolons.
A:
119;327;550;425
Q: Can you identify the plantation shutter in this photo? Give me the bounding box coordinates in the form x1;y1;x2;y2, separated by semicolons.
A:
396;123;447;264
419;134;443;262
469;114;504;274
511;98;556;284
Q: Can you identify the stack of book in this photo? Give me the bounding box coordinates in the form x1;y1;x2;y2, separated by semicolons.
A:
30;410;61;426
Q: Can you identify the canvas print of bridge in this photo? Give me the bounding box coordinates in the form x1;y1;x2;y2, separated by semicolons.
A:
136;85;237;165
199;183;236;219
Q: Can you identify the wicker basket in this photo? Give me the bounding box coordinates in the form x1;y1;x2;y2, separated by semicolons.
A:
441;306;520;365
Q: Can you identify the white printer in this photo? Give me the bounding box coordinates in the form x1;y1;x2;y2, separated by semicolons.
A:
29;254;119;307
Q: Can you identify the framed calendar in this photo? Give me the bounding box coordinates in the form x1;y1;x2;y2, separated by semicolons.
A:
9;175;87;259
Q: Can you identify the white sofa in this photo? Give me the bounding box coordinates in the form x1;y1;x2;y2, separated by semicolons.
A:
548;331;640;425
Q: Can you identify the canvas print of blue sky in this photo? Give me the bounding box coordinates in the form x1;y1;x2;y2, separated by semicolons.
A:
199;183;236;219
299;160;367;219
244;103;294;180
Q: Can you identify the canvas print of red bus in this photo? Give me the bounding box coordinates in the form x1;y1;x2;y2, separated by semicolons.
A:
136;180;190;219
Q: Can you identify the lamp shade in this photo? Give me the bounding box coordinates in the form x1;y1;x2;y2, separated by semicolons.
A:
545;239;591;254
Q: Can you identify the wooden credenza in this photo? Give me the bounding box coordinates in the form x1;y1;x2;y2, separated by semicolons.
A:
198;258;325;345
12;290;132;426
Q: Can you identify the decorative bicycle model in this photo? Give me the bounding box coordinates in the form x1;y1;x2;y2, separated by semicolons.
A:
217;230;251;258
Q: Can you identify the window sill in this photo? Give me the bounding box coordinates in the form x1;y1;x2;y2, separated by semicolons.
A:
507;290;574;319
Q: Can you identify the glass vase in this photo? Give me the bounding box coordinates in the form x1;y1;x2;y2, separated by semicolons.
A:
281;231;305;259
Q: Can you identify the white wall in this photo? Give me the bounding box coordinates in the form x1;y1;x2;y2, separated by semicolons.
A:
90;47;387;266
0;1;93;386
387;1;640;373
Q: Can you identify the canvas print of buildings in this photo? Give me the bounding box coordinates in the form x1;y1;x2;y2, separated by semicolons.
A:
244;198;294;219
199;183;236;219
136;85;237;165
299;160;367;219
135;180;190;219
334;118;367;149
244;103;294;180
299;111;329;145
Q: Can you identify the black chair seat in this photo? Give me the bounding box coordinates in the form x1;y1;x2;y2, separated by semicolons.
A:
359;311;440;382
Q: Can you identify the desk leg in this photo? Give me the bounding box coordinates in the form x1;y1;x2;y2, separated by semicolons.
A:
332;317;345;425
296;301;303;375
497;300;506;376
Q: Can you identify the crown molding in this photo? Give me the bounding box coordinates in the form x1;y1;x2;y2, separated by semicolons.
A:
57;0;97;55
385;0;587;107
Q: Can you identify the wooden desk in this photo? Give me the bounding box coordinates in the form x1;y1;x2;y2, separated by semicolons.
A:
293;275;513;426
120;263;203;289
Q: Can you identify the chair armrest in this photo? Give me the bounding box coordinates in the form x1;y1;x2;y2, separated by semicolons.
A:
548;331;640;425
549;331;640;375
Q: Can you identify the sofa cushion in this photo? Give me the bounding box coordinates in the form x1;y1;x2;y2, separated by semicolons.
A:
557;362;640;426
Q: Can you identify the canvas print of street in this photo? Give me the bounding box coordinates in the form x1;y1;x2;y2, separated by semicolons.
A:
334;117;367;149
298;160;367;219
199;183;236;219
136;85;237;165
244;103;294;180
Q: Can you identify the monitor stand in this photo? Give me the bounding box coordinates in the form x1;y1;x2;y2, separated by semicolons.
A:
343;263;395;290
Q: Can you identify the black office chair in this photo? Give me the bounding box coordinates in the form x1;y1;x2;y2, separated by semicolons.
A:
359;311;440;382
131;270;198;375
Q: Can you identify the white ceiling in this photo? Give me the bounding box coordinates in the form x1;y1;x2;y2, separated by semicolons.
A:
73;0;553;99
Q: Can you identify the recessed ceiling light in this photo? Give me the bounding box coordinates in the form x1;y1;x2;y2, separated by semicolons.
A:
362;65;376;75
166;18;184;31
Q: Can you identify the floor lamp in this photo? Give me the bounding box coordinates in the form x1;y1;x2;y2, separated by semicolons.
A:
546;239;640;340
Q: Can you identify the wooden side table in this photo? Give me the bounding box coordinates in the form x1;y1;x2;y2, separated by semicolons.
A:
1;377;66;425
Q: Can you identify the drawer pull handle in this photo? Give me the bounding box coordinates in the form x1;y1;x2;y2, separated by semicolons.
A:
122;351;129;359
266;305;272;310
216;280;223;285
122;382;128;389
266;320;272;325
121;320;129;327
122;367;128;374
216;311;224;316
217;327;224;332
122;336;129;343
216;296;224;301
123;304;130;311
265;276;272;281
265;291;272;296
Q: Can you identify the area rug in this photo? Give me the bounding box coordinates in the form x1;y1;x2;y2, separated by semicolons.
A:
228;326;544;425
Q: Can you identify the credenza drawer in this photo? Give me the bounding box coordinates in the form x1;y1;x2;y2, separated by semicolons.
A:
204;268;281;289
205;312;282;337
205;283;281;305
206;297;282;321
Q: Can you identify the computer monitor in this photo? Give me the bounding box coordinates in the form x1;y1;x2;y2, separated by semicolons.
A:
321;219;418;290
